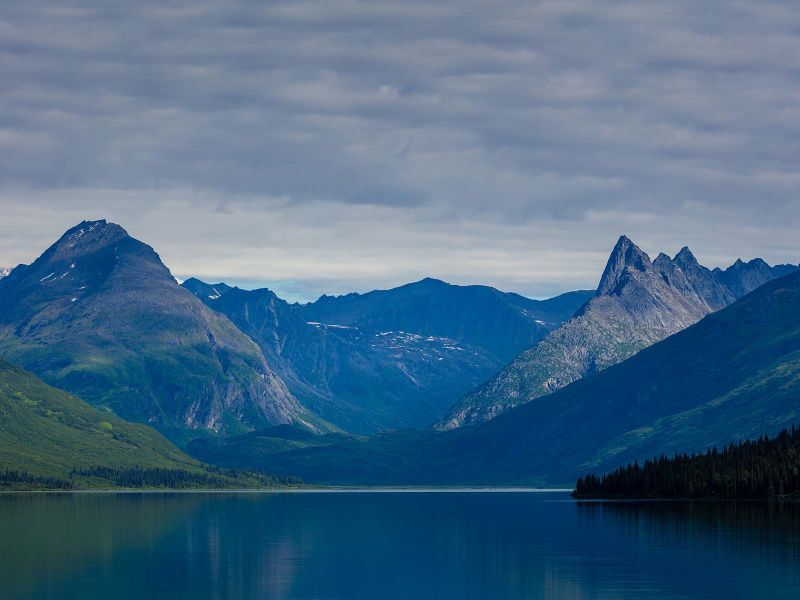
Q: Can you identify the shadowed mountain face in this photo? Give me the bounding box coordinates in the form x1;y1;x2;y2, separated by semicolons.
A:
438;237;798;430
213;269;800;486
0;221;315;442
183;281;589;434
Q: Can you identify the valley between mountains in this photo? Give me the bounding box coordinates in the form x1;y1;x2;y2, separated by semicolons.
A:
0;219;798;488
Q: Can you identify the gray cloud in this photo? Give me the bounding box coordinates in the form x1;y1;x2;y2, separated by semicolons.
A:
0;0;799;301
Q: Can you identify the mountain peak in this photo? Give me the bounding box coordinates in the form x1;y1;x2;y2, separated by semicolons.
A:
413;277;448;287
0;220;175;310
674;246;698;267
63;219;124;236
613;236;649;265
597;236;651;296
51;220;129;258
653;252;672;268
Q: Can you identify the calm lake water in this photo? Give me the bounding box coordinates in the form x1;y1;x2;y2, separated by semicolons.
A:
1;490;799;599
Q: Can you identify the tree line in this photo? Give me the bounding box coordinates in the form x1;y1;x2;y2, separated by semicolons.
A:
0;469;74;489
574;425;800;499
72;465;302;489
0;465;302;490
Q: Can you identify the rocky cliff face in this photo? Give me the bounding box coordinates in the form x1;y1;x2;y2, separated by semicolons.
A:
0;220;314;442
438;236;798;430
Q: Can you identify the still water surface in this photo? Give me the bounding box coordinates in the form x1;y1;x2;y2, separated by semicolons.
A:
1;491;799;599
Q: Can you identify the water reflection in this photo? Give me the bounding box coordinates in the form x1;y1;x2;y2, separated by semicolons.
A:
0;492;798;599
576;500;800;599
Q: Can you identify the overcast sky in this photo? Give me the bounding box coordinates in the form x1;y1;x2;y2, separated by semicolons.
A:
1;1;799;302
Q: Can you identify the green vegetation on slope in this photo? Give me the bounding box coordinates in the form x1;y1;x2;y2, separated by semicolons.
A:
0;359;196;477
574;426;800;499
0;359;297;489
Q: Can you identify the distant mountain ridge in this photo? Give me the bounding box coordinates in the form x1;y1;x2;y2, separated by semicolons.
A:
299;278;592;363
0;220;319;442
438;236;799;430
184;279;591;434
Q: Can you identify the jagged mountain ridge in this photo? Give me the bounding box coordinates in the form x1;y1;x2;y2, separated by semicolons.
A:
438;236;798;430
183;281;579;434
0;220;317;442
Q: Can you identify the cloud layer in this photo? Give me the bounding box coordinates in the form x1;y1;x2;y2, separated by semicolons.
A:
1;1;799;301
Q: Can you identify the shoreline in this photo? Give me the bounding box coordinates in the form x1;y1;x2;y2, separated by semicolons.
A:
0;486;574;494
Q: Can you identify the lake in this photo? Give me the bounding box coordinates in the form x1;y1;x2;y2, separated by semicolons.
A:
1;491;798;599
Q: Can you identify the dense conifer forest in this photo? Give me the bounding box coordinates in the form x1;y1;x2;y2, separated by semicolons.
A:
574;426;800;499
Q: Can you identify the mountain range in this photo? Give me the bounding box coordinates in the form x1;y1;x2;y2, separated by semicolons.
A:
0;220;592;441
207;267;800;486
1;218;798;490
438;236;798;429
183;278;591;434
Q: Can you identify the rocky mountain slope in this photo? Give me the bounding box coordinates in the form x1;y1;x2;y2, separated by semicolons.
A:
214;268;800;486
438;237;798;430
0;221;317;442
184;284;507;434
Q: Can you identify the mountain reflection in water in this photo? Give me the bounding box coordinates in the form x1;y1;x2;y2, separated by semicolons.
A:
1;491;799;599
